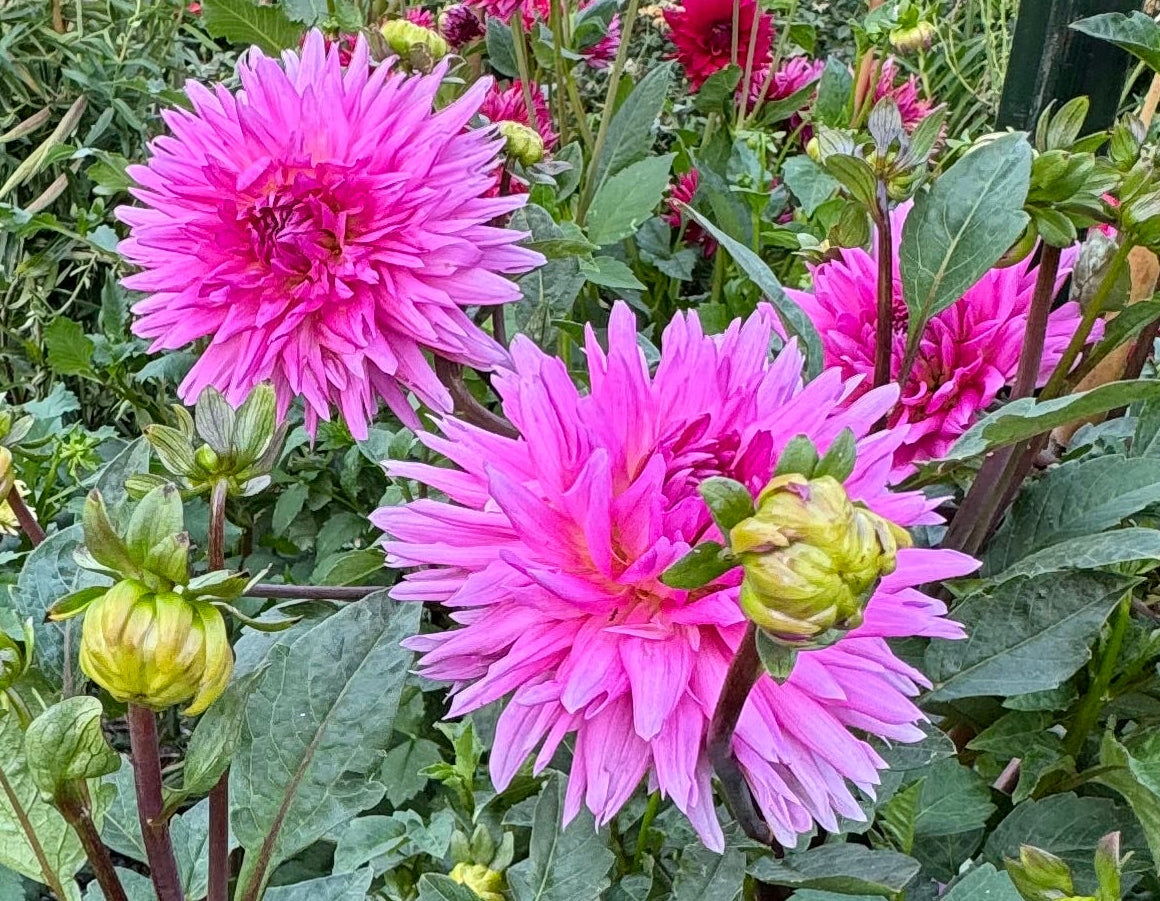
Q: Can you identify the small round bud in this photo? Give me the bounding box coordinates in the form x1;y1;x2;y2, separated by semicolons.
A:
889;21;935;54
806;137;822;163
80;581;233;715
730;474;911;642
450;863;505;901
0;446;13;505
498;121;546;166
380;19;449;60
0;632;24;693
194;444;221;474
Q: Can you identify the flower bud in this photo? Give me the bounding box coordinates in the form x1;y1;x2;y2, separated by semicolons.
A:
80;580;233;715
806;136;822;163
439;4;485;47
498;121;546;166
194;444;221;474
730;474;910;642
0;632;24;693
1006;845;1075;901
889;21;936;54
0;446;13;505
381;19;449;60
450;863;505;901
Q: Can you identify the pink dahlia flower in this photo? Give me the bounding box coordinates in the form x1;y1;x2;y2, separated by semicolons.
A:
406;7;437;27
785;202;1085;474
664;169;714;253
874;57;931;130
665;0;774;90
117;32;543;439
749;55;824;108
479;80;558;150
374;301;976;849
518;0;621;68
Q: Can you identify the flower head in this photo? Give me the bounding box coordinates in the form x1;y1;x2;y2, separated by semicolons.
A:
785;202;1084;473
439;4;486;46
749;55;824;108
406;6;437;27
118;31;543;438
479;80;558;150
664;0;774;89
375;301;975;849
664;169;714;253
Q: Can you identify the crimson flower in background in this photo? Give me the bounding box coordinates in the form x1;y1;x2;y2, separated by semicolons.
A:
664;0;774;89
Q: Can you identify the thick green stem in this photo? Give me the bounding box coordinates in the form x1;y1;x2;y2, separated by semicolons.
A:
632;792;660;869
1064;595;1132;758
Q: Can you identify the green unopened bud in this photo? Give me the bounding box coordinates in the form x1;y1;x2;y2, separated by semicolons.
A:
381;19;449;59
0;632;24;693
498;121;545;166
806;137;822;163
80;581;232;715
889;21;936;54
730;474;910;642
0;446;13;504
450;863;505;901
195;444;221;474
1006;845;1075;901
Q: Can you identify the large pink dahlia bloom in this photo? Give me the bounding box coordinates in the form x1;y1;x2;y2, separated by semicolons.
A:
374;301;976;849
785;203;1083;473
118;31;543;439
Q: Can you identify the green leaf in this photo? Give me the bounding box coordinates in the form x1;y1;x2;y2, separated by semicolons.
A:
680;206;825;378
12;525;101;685
924;572;1135;702
698;477;756;535
311;549;383;587
782;155;840;218
24;697;119;797
967;710;1057;758
588;63;674;195
580;256;647;290
231;593;420;899
748;845;920;896
661;541;736;589
379;737;443;807
332;815;409;874
485;18;518;77
44;318;95;377
124;484;183;566
912;759;996;837
84;867;153;901
264;869;374;901
1072;12;1160;74
417;874;481;901
586;153;675;246
672;844;745;901
694;65;742;114
900;133;1032;346
814;56;853;126
507;774;616;901
815;428;857;482
99;760;145;863
182;667;266;798
824;154;879;209
272;482;309;535
945;380;1160;463
234;383;277;466
1094;731;1160;866
755;630;798;682
985;455;1160;574
775;434;821;478
193;386;235;455
200;0;306;55
987;528;1160;583
93;438;152;511
983;794;1147;892
941;864;1023;901
0;712;85;886
143;425;196;477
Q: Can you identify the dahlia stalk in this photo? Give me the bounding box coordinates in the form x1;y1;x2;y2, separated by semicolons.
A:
375;301;976;849
118;31;543;440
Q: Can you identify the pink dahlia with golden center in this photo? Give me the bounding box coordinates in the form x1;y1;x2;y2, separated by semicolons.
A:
374;301;976;849
118;31;543;438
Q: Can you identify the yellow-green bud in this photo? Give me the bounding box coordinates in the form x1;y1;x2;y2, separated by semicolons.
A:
380;19;449;59
0;446;13;504
450;863;505;901
80;580;232;716
806;136;822;163
498;121;545;166
194;444;221;474
0;632;23;693
889;21;936;54
730;474;910;641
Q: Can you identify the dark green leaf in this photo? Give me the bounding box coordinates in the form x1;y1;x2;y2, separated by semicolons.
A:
201;0;305;54
924;572;1135;702
417;875;481;901
987;528;1160;583
588;64;674;194
912;759;996;837
815;57;853;126
587;153;675;246
485;18;518;77
1071;12;1160;74
272;483;309;535
24;697;119;797
940;864;1023;901
815;428;857;482
264;869;375;901
698;477;756;535
755;630;798;682
782;156;840;217
379;737;442;807
661;541;736;589
1094;731;1160;866
748;846;920;896
900;133;1032;346
694;65;742;114
44;318;94;377
672;844;745;901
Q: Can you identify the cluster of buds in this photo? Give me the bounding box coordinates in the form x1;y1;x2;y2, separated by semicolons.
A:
449;824;513;901
1006;832;1123;901
663;431;910;677
135;384;285;502
48;485;283;715
379;18;449;71
1006;97;1119;255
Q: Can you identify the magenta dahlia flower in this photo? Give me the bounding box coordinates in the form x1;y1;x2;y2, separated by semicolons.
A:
440;4;486;46
665;0;774;90
374;301;976;849
785;203;1084;473
874;58;931;130
117;32;543;439
479;80;558;150
406;6;437;27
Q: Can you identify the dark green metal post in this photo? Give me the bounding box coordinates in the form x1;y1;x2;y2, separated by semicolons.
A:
998;0;1141;134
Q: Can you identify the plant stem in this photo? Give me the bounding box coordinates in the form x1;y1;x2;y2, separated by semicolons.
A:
207;479;230;901
245;583;380;601
9;490;44;546
434;357;519;438
1011;244;1063;398
873;187;894;390
706;623;774;846
510;14;541;135
0;764;72;901
576;0;641;223
127;706;184;901
57;786;129;901
632;792;660;869
1064;594;1132;759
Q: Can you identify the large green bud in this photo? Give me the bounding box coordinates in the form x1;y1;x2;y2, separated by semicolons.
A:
79;580;232;716
380;19;449;60
450;863;505;901
730;474;910;642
